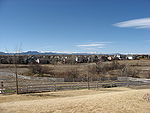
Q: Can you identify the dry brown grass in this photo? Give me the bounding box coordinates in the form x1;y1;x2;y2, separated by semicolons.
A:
0;87;131;103
0;87;150;113
1;60;150;78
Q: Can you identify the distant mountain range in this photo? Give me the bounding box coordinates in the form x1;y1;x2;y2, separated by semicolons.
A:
0;51;102;55
0;51;140;55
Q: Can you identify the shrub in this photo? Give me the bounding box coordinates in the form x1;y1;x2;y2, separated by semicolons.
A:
120;65;140;78
29;64;54;76
95;61;125;75
146;70;150;79
67;68;79;81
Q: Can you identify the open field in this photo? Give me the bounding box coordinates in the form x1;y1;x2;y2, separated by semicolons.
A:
1;60;150;78
0;87;150;113
0;60;150;93
1;60;150;94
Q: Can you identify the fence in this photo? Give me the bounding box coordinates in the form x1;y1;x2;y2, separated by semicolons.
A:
0;71;150;94
0;80;150;94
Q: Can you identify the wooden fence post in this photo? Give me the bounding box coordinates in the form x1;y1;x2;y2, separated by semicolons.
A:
87;76;90;90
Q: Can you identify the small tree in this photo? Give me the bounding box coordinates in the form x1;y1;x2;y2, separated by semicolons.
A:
29;64;53;76
120;65;140;78
87;64;99;81
67;67;79;82
147;70;150;79
86;65;98;89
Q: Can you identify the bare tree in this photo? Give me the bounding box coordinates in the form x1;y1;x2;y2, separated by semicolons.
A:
67;67;79;82
86;65;97;89
29;64;52;76
120;64;140;86
147;70;150;79
120;65;140;78
8;45;22;94
13;54;19;94
13;45;22;94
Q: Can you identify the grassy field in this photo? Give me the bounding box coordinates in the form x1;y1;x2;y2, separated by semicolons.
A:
1;60;150;79
0;87;150;113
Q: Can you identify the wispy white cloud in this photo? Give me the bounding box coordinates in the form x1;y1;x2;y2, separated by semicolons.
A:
113;18;150;29
77;43;105;47
76;42;111;50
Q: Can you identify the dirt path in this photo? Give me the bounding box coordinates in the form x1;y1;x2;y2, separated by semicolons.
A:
0;88;150;113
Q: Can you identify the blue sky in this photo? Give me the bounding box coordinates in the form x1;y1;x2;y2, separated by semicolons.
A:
0;0;150;53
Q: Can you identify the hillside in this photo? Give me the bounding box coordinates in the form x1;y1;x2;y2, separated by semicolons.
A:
0;87;150;113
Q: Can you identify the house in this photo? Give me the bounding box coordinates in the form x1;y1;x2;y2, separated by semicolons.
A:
114;54;126;60
126;55;133;60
